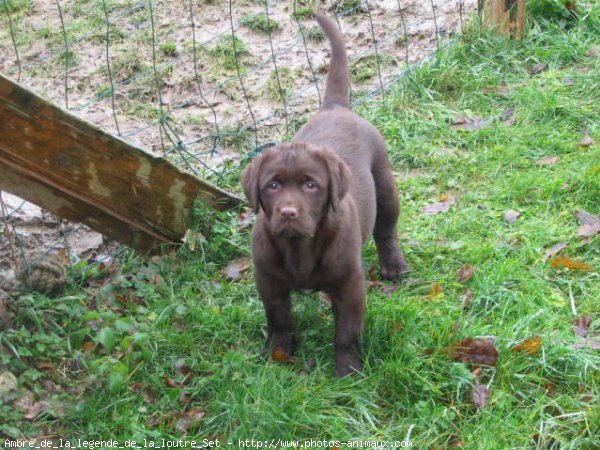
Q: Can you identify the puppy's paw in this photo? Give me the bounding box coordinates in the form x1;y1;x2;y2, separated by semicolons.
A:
335;352;362;377
380;256;410;281
264;332;296;359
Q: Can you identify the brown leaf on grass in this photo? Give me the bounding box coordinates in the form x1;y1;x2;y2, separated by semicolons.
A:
586;46;600;58
163;376;185;389
426;283;444;301
35;361;55;371
529;63;548;75
21;400;47;420
499;107;516;123
543;242;568;259
223;256;250;280
573;316;592;338
536;156;560;165
504;210;521;223
238;211;254;229
271;347;294;363
460;289;474;308
448;337;499;367
451;115;492;131
579;133;595;147
572;338;600;351
439;193;449;202
513;336;542;355
457;264;476;284
423;199;456;215
575;210;600;238
550;255;593;271
469;383;490;410
175;407;207;433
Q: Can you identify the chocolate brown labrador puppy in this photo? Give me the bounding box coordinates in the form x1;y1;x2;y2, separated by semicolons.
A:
242;13;409;377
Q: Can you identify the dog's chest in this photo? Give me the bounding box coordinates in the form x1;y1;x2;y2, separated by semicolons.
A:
280;244;324;289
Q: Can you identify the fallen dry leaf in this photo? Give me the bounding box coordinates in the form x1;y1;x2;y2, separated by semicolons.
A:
423;199;456;215
457;264;476;284
238;211;254;229
163;376;185;389
572;338;600;351
499;107;516;123
513;336;542;355
460;289;474;308
586;46;600;58
426;283;444;301
543;242;568;259
504;210;521;223
451;115;492;131
271;347;294;363
573;316;592;338
575;210;600;238
448;337;499;367
550;255;593;271
529;63;548;75
439;193;449;202
469;383;490;410
223;256;250;280
536;156;560;165
0;370;18;393
579;134;595;147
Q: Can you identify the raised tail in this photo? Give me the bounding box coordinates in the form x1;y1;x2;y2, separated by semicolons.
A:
315;13;350;110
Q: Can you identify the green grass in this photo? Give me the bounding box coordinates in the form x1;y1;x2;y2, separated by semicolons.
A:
239;13;280;33
1;4;599;448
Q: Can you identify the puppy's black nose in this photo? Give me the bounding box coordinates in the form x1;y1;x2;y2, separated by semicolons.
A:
280;207;299;220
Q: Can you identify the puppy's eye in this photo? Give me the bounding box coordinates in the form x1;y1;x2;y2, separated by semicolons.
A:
267;181;280;190
306;181;318;190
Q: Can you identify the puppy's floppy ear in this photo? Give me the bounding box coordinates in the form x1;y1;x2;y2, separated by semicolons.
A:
241;155;266;213
315;147;351;212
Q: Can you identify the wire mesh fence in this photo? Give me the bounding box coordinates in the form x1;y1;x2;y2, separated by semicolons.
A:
0;0;477;295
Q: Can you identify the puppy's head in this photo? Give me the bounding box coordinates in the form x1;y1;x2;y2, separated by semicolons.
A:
241;142;350;238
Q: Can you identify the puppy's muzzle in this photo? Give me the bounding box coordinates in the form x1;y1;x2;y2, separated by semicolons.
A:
279;206;299;220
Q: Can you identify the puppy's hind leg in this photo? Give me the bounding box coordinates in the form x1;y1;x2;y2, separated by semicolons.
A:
372;160;410;280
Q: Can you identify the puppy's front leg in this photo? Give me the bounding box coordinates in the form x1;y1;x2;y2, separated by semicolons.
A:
329;273;366;377
255;271;295;357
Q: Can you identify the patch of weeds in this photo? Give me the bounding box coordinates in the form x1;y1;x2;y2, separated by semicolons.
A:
0;0;31;17
35;26;52;40
184;113;208;127
160;41;178;57
264;66;294;103
120;99;162;120
395;34;408;47
292;7;314;20
111;48;147;81
239;13;279;33
350;54;396;83
528;0;579;25
219;126;254;152
304;25;324;42
94;84;112;99
58;50;78;66
205;35;249;74
329;0;362;15
89;25;128;44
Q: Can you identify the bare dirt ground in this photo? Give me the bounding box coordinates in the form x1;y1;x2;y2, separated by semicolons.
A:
0;0;476;284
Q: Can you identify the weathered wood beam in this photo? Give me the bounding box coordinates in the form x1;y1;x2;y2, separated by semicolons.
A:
0;73;244;254
481;0;527;40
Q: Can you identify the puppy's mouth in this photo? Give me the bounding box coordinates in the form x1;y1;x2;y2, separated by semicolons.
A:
272;220;315;239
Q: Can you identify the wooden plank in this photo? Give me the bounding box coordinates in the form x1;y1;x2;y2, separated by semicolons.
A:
0;74;243;254
481;0;527;40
